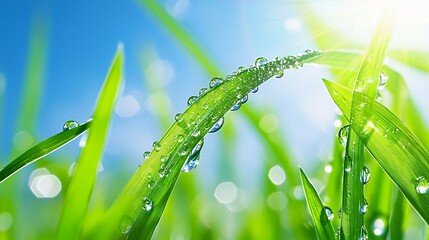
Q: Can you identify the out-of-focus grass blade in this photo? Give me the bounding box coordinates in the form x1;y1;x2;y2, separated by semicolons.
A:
139;0;222;77
300;168;337;240
57;46;124;239
324;80;429;225
389;50;429;72
94;51;321;240
0;121;90;184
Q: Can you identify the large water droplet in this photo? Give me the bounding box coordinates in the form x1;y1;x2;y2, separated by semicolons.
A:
118;215;133;234
255;57;268;67
415;176;429;194
359;226;368;240
360;198;368;214
182;138;204;172
142;197;153;211
209;116;224;133
152;141;161;151
187;96;198;106
324;206;334;221
175;113;183;123
143;151;150;160
63;120;79;131
209;77;223;88
199;88;208;96
344;155;352;172
378;71;388;90
338;124;350;147
361;166;370;184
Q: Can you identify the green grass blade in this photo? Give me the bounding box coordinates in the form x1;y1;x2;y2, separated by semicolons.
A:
389;50;429;72
300;168;337;240
339;10;393;239
0;121;90;184
324;80;429;225
56;46;124;239
94;51;321;239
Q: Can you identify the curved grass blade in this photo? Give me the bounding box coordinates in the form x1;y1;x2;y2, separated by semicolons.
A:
389;50;429;73
324;80;429;226
93;51;322;240
0;121;90;184
56;46;124;239
300;168;337;240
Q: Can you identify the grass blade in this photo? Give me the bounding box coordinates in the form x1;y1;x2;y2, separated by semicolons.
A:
338;10;393;239
94;51;321;239
300;168;337;240
389;50;429;72
324;79;429;226
0;121;90;184
56;46;124;239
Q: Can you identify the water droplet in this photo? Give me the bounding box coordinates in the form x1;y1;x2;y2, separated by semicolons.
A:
175;113;183;122
375;91;382;102
338;125;350;147
178;149;187;156
209;77;223;88
160;155;167;162
118;215;133;234
360;198;368;214
143;151;150;159
153;141;161;151
176;134;184;142
378;71;388;90
142;197;153;211
182;138;204;172
276;70;284;78
148;180;155;189
230;101;241;111
240;95;248;104
199;88;208;96
360;226;368;240
209;117;224;133
251;87;259;93
187;96;198;106
415;176;429;194
344;155;352;172
158;167;166;178
237;66;245;73
255;57;268;67
63;120;79;131
361;166;370;184
337;208;342;219
191;129;201;137
324;206;334;221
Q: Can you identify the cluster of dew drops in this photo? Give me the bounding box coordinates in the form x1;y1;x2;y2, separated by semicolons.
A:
326;71;429;239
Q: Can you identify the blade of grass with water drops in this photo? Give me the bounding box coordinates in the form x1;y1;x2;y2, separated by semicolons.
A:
300;168;337;240
338;9;393;239
0;121;90;184
324;79;429;225
56;46;124;239
93;51;322;240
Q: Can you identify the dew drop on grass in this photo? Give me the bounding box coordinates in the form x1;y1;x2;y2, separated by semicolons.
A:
360;226;368;240
237;66;245;73
338;124;350;147
175;113;183;123
240;95;248;104
375;91;382;102
142;197;153;211
209;116;224;133
182;138;204;172
255;57;268;67
361;166;370;184
344;155;352;172
378;71;388;90
324;206;334;221
199;88;208;96
230;102;241;111
187;96;198;106
143;151;150;160
118;215;133;234
276;71;284;78
63;120;79;131
176;134;184;142
209;77;223;88
415;176;429;194
147;180;155;189
152;141;161;152
160;155;167;162
360;198;368;214
251;87;259;93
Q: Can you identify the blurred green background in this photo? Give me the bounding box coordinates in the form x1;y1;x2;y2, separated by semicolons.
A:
1;0;429;239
